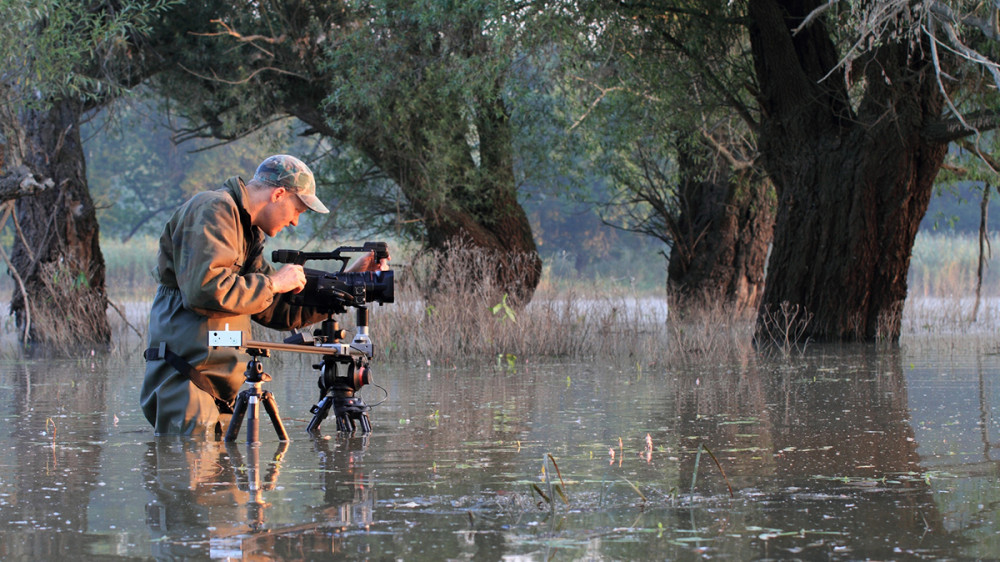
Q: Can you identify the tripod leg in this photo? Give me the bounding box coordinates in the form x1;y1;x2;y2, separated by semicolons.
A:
260;391;289;441
307;395;334;434
357;412;371;433
336;411;353;433
224;391;249;442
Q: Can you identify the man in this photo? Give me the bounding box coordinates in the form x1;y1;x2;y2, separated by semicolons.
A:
141;154;386;435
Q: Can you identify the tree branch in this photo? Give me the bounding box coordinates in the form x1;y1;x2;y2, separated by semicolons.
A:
0;166;54;203
923;110;1000;143
956;137;1000;176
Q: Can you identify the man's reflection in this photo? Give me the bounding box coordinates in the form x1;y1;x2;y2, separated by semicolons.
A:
142;436;374;560
143;439;248;559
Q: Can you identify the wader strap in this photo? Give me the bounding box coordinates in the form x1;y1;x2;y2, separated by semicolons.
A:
144;343;226;404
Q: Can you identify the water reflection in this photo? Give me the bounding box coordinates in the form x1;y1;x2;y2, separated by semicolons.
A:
668;348;970;557
143;439;245;558
141;436;375;560
0;361;108;558
0;344;997;559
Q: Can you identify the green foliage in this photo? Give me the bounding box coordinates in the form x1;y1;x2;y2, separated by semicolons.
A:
490;293;517;323
0;0;176;106
553;1;760;248
315;0;552;223
144;0;579;257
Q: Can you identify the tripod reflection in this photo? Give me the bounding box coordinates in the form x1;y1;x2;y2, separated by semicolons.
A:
143;436;375;560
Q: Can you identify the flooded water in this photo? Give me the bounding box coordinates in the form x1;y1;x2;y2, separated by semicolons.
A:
0;340;998;560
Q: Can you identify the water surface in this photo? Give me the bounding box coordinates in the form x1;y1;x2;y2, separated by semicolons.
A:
0;341;997;560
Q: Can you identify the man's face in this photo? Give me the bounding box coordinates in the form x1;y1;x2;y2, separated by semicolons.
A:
256;188;308;237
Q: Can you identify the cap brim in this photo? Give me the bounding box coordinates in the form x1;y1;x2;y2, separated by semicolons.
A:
297;193;329;214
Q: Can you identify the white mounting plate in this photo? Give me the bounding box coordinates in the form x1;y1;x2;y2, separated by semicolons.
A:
208;329;242;347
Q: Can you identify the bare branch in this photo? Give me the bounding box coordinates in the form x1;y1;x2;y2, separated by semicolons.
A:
957;137;1000;176
792;0;838;36
188;19;285;57
568;79;626;131
177;63;306;86
940;161;969;175
930;2;1000;42
923;109;1000;143
700;129;753;171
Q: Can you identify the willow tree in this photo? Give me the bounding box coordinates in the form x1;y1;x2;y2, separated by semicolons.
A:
747;0;1000;342
148;0;545;304
579;2;775;316
597;0;999;342
0;0;171;351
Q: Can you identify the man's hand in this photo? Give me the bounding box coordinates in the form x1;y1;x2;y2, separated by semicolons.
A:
346;250;391;273
269;263;307;294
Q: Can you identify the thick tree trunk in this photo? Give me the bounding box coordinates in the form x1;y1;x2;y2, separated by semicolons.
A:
8;99;110;352
668;153;774;317
748;0;947;343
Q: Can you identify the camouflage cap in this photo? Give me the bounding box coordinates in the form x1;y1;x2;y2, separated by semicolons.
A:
252;154;329;214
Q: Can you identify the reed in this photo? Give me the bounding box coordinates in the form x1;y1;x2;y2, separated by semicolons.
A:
908;230;1000;298
4;231;1000;359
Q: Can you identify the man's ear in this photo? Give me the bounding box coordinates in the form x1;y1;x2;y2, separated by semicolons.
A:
270;187;287;203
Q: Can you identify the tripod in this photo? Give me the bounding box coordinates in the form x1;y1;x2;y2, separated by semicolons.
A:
307;355;372;434
306;309;374;434
224;349;290;443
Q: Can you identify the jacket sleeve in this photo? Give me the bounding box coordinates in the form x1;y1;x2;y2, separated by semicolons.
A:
249;256;330;330
172;194;277;316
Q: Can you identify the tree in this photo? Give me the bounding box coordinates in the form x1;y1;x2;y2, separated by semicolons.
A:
747;0;1000;343
595;0;999;341
574;2;775;315
148;0;545;304
0;0;172;351
84;99;303;241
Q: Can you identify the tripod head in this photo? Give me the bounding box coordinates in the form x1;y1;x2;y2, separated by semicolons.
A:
243;348;271;384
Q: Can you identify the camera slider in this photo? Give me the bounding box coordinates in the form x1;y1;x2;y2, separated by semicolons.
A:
208;306;380;438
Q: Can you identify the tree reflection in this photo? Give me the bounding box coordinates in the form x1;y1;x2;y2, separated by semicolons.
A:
0;361;107;557
672;346;963;557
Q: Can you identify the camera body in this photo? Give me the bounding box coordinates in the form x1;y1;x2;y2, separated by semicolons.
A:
273;242;394;315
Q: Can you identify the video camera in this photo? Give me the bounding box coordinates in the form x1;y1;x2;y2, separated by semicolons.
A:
273;241;394;315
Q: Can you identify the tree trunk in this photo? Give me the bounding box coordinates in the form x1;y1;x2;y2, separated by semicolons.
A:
668;150;774;317
8;98;110;352
748;0;947;343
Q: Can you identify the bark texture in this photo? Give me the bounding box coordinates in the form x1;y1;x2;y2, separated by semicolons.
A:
667;150;775;317
749;0;948;343
7;99;110;351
